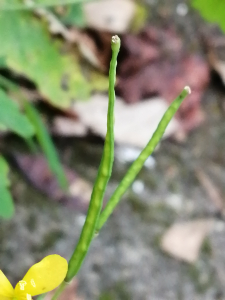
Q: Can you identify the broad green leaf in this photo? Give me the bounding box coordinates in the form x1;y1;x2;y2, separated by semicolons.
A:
0;0;89;10
61;3;85;27
0;123;7;131
192;0;225;33
0;155;9;186
0;156;14;219
0;89;34;138
0;186;15;219
0;10;89;108
0;56;6;67
25;102;68;191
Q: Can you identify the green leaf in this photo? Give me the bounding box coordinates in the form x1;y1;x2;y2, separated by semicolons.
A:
0;156;14;219
0;123;7;131
62;4;85;27
0;155;10;186
0;56;6;67
0;10;89;108
0;0;89;10
25;102;68;191
0;89;34;138
0;186;15;219
192;0;225;32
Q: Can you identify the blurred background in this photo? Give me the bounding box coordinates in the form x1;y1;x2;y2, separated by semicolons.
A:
0;0;225;299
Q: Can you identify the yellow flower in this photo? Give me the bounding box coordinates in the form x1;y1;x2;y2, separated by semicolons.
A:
0;254;68;300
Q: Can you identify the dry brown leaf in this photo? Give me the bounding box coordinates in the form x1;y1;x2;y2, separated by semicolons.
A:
83;0;136;33
160;219;214;263
13;154;92;213
117;26;209;132
195;169;225;214
76;30;111;71
53;117;88;137
203;27;225;85
53;94;181;148
210;57;225;84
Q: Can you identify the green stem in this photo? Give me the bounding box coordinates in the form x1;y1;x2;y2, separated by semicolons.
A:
25;137;38;154
0;74;68;191
95;86;191;232
51;281;68;300
51;37;120;300
24;102;68;191
65;35;120;281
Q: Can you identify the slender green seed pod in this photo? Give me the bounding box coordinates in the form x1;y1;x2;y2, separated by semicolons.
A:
96;86;191;232
65;35;121;282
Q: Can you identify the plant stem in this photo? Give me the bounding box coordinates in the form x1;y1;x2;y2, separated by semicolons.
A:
65;35;120;281
50;35;120;300
51;281;68;300
95;86;191;232
25;102;68;191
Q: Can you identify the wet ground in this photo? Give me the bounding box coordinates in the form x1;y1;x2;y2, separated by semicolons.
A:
1;1;225;300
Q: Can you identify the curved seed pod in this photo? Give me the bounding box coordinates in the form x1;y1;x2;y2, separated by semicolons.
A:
65;36;121;282
96;86;191;232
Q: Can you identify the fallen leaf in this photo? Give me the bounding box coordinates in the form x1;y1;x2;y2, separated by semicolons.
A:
76;30;112;71
53;94;182;148
13;154;92;213
195;168;225;214
116;26;210;132
203;27;225;85
160;219;214;263
83;0;136;33
53;116;88;137
212;60;225;84
74;26;209;132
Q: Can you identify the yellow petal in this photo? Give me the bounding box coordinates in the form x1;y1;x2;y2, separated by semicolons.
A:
14;255;68;296
0;270;14;298
11;289;31;300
